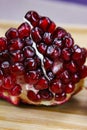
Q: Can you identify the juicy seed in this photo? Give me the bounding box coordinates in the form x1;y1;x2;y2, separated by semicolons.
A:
55;92;66;101
39;17;50;32
27;90;41;102
35;76;49;90
37;42;47;55
50;79;63;94
38;89;53;100
5;28;18;40
43;32;52;45
0;37;7;51
65;83;75;93
25;11;40;27
23;46;35;58
10;84;22;96
31;27;43;43
18;22;31;39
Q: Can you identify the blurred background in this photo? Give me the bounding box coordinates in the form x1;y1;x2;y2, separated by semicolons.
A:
0;0;87;25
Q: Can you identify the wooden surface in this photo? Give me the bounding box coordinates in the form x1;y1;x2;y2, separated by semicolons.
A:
0;22;87;130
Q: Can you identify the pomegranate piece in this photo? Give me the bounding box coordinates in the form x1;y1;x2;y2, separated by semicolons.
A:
0;10;86;106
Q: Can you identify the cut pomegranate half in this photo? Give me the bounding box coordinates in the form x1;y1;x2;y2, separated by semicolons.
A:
0;11;87;106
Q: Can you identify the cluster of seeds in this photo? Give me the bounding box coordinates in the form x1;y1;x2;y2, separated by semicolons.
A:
0;10;87;105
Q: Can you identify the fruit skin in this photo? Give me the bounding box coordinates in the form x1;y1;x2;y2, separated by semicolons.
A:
0;10;87;106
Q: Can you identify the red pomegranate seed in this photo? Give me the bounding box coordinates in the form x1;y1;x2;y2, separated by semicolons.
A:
0;37;7;51
37;42;47;55
55;92;66;101
35;76;49;90
44;57;53;70
46;45;61;59
60;70;70;84
10;84;22;96
1;61;10;74
10;50;24;62
53;27;67;39
47;71;54;80
53;38;63;48
63;36;74;48
65;83;75;93
27;90;41;102
5;28;18;40
39;17;50;32
38;89;53;100
24;37;33;46
50;79;63;94
65;60;77;73
24;58;38;71
11;62;24;75
3;76;14;89
48;21;56;33
72;46;82;60
23;46;35;58
62;48;71;61
9;38;24;51
43;32;52;45
31;27;43;43
79;65;87;79
24;69;41;85
18;22;31;39
25;11;40;27
72;73;80;83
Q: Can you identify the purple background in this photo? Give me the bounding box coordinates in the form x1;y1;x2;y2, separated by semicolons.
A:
55;0;87;5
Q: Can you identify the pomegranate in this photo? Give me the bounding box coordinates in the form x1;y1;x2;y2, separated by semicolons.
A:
0;11;87;106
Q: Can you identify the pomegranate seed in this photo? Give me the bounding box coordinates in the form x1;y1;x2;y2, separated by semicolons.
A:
50;79;63;94
65;61;77;73
1;61;10;74
10;50;24;62
62;48;71;61
46;45;61;59
37;42;47;55
48;21;56;33
72;46;82;60
44;57;53;70
38;89;53;100
53;27;67;39
43;32;52;45
24;69;41;85
25;11;40;27
72;73;80;83
63;36;74;48
53;38;63;48
10;84;22;96
9;38;24;51
3;76;14;89
60;70;70;84
65;83;75;93
55;92;66;101
39;17;50;32
11;63;24;75
27;90;41;102
24;58;38;71
24;37;33;46
5;28;18;40
0;37;7;51
31;27;43;43
79;65;87;79
23;46;35;58
18;22;31;39
35;76;49;90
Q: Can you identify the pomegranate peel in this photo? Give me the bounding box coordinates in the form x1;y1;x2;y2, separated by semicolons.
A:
0;10;87;106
